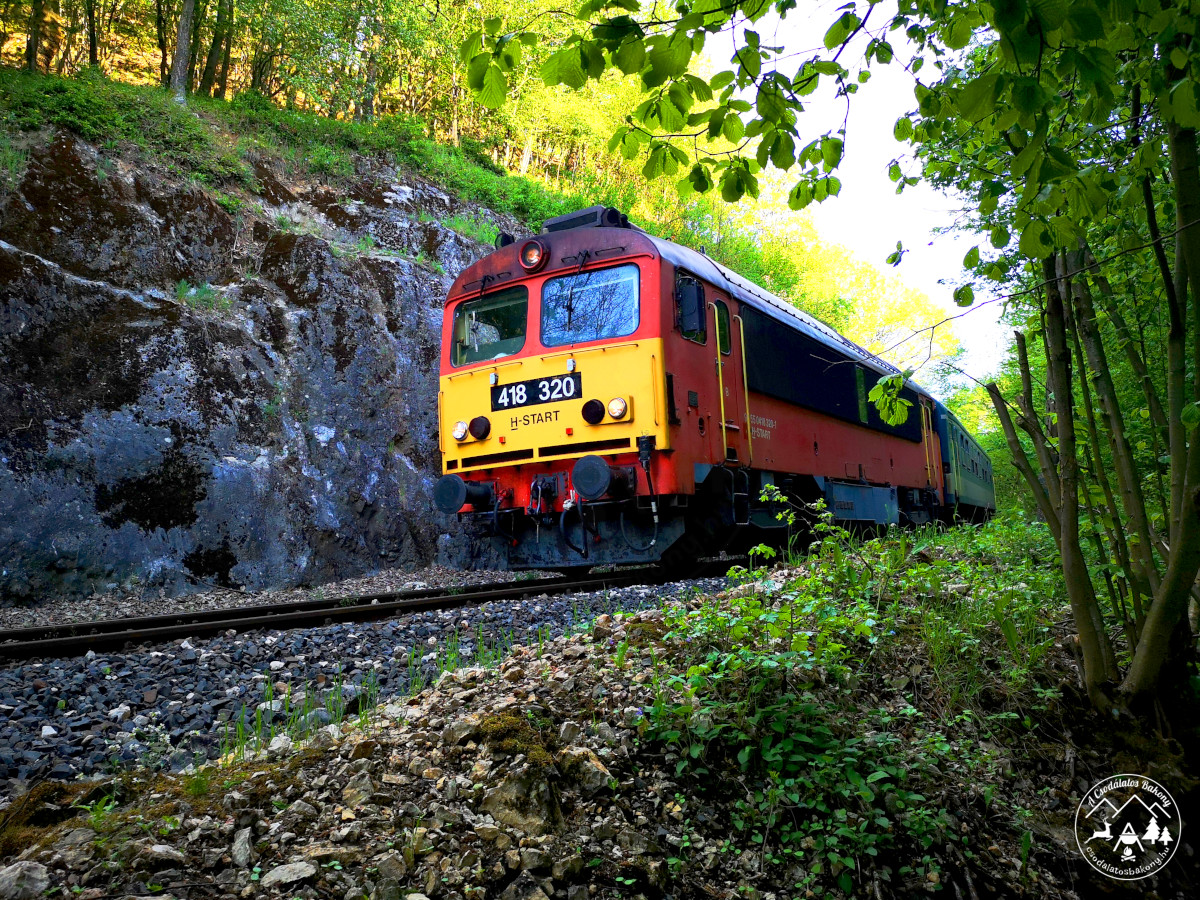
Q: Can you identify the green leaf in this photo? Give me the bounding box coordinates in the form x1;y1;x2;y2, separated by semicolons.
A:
824;11;860;50
477;65;508;109
990;225;1010;248
893;117;913;141
613;40;645;75
722;113;745;143
957;73;1001;120
953;284;975;306
458;31;484;65
963;246;980;268
466;54;491;92
1019;220;1051;259
710;70;735;90
1171;47;1189;70
541;47;587;89
821;136;844;170
483;17;503;36
1182;403;1200;430
942;17;973;50
756;82;787;121
771;133;797;170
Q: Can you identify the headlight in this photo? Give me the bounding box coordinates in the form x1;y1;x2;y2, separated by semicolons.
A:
452;420;469;441
469;416;491;439
518;239;547;272
608;397;628;419
581;399;605;425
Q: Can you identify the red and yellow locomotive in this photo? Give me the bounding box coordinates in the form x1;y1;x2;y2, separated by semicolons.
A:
433;206;994;570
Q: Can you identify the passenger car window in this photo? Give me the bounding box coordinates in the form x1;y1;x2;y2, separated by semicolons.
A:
541;264;640;347
452;287;528;366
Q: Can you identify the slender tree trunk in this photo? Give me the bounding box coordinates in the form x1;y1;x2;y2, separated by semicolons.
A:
84;0;98;66
361;52;377;121
215;4;233;100
1122;123;1200;698
1070;321;1140;633
1013;331;1061;503
986;381;1061;538
198;0;228;95
169;0;195;102
1064;251;1160;606
1043;255;1120;704
156;0;170;84
187;0;208;91
26;0;45;72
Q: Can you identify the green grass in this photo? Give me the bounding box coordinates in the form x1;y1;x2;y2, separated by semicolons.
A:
444;212;500;245
0;67;247;183
0;130;28;189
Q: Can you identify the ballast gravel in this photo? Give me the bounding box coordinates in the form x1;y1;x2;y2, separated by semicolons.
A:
0;564;537;631
0;576;724;796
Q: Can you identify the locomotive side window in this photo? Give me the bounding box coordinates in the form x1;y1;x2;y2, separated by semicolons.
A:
715;300;731;354
676;273;706;344
541;264;640;347
452;287;528;366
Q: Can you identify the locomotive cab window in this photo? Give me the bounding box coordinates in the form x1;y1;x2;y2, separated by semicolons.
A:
715;300;731;354
676;273;706;344
541;264;640;347
452;287;528;366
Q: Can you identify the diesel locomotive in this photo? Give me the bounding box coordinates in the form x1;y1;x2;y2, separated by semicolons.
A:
433;206;995;571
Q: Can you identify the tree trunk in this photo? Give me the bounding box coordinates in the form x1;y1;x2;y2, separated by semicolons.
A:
215;3;233;100
84;0;98;66
169;0;195;102
986;381;1061;538
1063;251;1160;607
156;0;170;84
26;0;45;72
1121;123;1200;699
1042;254;1120;704
187;0;208;92
198;0;229;95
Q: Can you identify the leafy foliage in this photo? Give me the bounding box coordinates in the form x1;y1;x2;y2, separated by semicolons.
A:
634;512;1067;894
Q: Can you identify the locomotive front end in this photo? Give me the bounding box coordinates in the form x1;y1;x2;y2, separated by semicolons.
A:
434;211;676;569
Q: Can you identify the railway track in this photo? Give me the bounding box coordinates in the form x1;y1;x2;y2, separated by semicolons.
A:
0;569;671;663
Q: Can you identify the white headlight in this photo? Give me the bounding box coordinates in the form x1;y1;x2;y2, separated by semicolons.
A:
608;397;628;419
452;420;469;441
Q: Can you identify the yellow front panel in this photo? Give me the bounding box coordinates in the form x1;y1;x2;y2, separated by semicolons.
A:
440;339;670;472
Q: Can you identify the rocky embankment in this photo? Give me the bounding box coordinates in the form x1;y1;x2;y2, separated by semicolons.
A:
0;134;515;599
1;609;709;900
0;596;1112;900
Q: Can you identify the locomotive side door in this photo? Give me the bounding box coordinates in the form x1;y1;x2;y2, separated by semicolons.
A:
708;292;751;468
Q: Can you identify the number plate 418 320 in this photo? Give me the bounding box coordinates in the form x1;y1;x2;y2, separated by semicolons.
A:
491;373;582;410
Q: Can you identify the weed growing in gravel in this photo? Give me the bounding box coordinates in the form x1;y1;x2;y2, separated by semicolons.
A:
73;795;119;829
184;769;211;797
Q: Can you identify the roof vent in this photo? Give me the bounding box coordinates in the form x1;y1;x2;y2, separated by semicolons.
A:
540;206;627;234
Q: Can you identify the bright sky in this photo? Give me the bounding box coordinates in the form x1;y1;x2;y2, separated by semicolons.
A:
706;1;1008;387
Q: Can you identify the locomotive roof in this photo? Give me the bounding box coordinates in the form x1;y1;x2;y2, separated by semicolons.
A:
640;231;917;386
449;222;926;397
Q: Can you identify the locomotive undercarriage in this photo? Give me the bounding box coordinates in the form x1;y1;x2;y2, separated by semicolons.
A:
449;460;944;573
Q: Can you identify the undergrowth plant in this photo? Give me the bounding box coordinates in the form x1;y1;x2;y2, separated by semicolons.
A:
638;507;1065;895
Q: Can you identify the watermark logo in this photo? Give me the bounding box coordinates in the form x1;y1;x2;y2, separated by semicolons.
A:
1075;775;1181;880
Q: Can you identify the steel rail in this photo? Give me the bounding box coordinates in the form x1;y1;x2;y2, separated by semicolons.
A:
0;570;658;662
